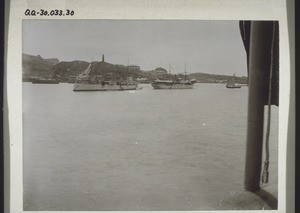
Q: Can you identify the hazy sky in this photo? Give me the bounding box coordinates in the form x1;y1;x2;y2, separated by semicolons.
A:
23;20;247;76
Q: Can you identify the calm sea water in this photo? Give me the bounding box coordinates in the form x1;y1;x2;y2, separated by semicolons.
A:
23;83;278;211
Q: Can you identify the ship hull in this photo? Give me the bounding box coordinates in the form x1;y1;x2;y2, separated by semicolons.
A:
151;83;194;89
73;83;138;91
32;79;59;84
226;85;242;89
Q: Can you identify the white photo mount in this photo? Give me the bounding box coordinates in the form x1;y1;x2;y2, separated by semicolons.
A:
4;0;295;212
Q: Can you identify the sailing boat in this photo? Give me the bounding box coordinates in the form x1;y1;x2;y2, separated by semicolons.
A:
151;63;194;89
226;73;242;89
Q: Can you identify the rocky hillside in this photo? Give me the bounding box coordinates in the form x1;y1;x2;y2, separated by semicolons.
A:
22;54;59;78
52;60;90;80
189;73;248;84
52;60;154;82
23;54;247;84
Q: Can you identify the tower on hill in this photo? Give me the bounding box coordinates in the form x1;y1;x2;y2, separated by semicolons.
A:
102;54;105;62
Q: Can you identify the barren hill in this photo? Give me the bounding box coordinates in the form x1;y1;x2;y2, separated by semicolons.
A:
22;54;247;84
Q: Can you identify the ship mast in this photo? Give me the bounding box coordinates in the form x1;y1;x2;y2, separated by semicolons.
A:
169;62;172;81
127;58;129;80
90;55;94;81
184;64;187;81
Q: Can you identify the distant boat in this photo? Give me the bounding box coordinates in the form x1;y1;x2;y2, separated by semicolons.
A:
226;74;241;89
151;64;195;89
151;79;194;89
32;77;59;84
73;63;138;91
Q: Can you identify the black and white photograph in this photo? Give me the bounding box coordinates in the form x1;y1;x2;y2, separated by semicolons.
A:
4;0;295;212
22;19;279;211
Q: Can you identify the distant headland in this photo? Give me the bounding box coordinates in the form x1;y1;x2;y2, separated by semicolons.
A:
22;53;248;84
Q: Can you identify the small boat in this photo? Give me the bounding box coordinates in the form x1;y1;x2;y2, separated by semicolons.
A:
151;64;194;89
32;77;59;84
226;74;242;89
73;63;138;91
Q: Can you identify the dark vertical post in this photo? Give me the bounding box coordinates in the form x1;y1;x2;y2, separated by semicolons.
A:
244;21;272;191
